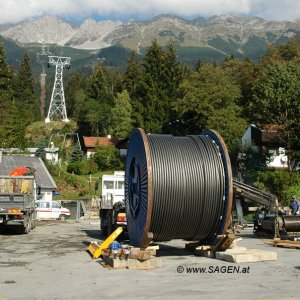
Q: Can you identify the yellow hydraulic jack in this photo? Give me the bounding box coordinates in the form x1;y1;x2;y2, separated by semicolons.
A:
87;227;124;259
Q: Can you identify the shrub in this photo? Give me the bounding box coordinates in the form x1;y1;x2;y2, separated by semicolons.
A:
254;170;300;205
92;146;124;171
282;186;300;206
67;160;98;175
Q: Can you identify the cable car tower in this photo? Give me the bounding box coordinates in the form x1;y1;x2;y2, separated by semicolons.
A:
45;56;71;123
37;42;50;118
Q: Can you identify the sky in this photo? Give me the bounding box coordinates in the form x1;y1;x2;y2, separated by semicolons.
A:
1;0;300;24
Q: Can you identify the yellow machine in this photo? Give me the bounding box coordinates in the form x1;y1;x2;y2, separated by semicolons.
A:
87;226;123;259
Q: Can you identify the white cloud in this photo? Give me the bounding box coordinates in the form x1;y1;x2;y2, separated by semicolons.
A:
0;0;299;24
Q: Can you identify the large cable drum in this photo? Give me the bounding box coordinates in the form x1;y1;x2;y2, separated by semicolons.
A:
125;128;233;248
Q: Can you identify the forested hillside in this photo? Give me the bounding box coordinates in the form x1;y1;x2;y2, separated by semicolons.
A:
1;36;300;202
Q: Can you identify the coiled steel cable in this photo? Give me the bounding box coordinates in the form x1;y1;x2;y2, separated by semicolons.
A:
282;216;300;232
125;128;233;248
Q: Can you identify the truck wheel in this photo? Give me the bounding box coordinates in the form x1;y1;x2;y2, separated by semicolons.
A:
22;218;31;234
101;226;108;237
59;214;67;221
107;210;114;236
31;219;36;229
30;213;36;230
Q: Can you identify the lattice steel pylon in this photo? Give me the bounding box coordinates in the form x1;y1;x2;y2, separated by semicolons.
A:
45;56;71;123
37;42;50;119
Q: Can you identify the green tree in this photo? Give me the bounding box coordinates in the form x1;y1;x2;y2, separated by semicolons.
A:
83;65;115;135
85;64;114;104
161;43;184;133
70;142;83;163
93;146;124;171
35;138;47;161
0;42;15;148
134;40;185;133
0;42;12;91
14;53;38;123
261;36;300;63
84;99;104;136
123;51;144;127
65;72;86;118
123;51;141;97
137;40;168;133
67;160;98;175
111;90;133;138
250;60;300;169
223;57;257;122
174;64;246;151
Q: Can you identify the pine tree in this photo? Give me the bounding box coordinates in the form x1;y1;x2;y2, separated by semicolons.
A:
134;40;184;133
0;43;12;85
123;51;142;98
13;53;38;124
83;64;115;135
162;43;184;133
35;138;47;161
65;72;85;118
136;40;168;133
85;64;114;105
70;142;83;163
123;51;143;127
111;90;133;138
6;102;27;148
0;42;14;147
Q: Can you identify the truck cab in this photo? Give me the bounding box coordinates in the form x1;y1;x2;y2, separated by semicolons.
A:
102;171;125;202
100;171;126;236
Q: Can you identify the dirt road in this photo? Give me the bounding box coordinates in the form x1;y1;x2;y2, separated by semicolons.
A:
0;220;299;300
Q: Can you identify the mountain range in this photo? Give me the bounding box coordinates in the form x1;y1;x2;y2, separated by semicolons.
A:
1;14;300;68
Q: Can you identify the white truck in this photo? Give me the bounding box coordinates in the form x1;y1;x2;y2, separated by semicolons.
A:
99;171;127;236
0;175;37;234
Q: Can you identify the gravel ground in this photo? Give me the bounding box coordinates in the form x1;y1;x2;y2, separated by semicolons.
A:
0;220;299;300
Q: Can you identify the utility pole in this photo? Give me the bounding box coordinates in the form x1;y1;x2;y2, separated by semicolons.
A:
45;56;71;123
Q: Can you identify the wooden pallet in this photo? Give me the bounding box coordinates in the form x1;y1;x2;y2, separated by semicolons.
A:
101;245;161;269
185;233;236;253
273;239;300;249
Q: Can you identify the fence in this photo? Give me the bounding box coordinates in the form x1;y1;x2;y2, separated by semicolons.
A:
59;197;100;219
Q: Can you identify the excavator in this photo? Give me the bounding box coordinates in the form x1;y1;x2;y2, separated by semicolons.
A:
233;179;300;239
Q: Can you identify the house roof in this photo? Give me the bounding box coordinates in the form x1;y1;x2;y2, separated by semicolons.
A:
249;125;281;146
0;148;59;154
83;136;119;148
0;155;56;189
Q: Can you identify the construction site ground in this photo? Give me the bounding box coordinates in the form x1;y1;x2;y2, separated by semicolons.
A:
0;220;299;300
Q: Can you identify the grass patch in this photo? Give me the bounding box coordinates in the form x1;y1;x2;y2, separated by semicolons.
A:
48;164;116;199
25;120;78;145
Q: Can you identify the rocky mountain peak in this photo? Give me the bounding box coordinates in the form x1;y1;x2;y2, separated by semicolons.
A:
1;14;300;51
2;16;74;44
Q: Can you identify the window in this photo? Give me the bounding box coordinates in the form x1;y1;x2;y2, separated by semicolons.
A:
37;202;50;208
103;181;114;189
52;202;61;208
117;181;125;190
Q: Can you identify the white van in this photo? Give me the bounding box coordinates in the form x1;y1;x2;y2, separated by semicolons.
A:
36;200;71;220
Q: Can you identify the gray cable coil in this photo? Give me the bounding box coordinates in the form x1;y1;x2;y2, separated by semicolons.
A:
125;128;233;248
